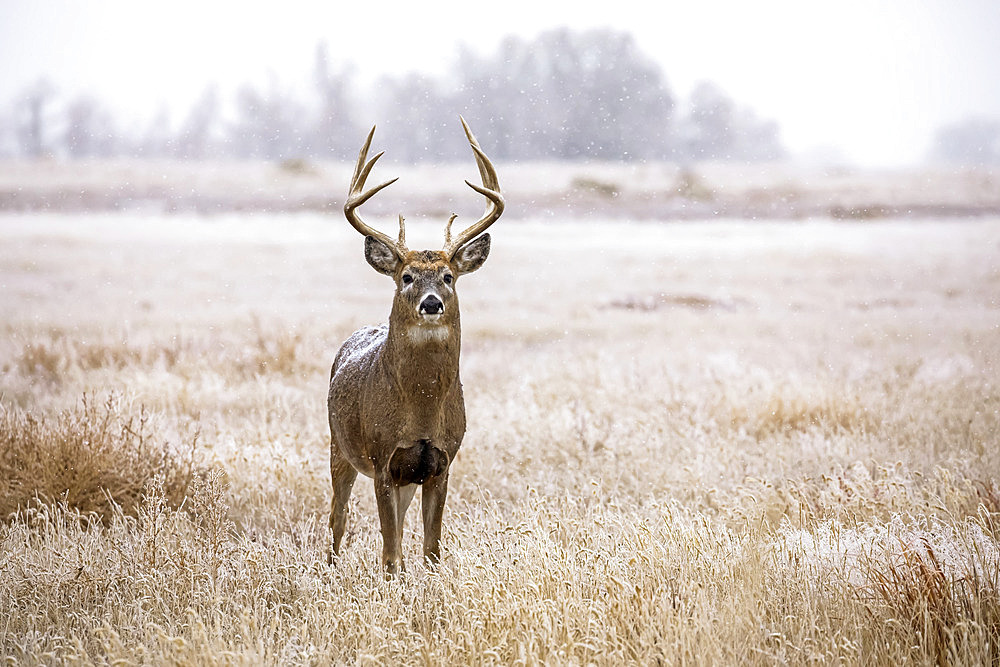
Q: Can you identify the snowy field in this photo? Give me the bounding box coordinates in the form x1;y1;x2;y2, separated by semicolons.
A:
2;158;999;220
2;208;999;663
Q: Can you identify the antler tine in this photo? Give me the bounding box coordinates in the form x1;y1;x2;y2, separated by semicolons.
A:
461;117;494;190
349;125;376;187
344;125;407;257
444;117;505;259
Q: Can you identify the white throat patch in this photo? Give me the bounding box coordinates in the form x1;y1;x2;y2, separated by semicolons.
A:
407;325;450;345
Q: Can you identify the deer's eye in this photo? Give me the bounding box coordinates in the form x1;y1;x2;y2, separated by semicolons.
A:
443;274;453;285
401;274;413;285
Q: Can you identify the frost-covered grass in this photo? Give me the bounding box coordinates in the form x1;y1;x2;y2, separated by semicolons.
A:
1;213;999;664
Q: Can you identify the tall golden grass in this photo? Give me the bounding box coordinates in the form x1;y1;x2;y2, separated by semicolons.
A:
1;213;998;664
0;394;197;519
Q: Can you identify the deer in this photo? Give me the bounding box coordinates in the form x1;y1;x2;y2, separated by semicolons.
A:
327;117;504;574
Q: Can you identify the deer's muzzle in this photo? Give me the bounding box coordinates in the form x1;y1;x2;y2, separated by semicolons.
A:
419;294;444;317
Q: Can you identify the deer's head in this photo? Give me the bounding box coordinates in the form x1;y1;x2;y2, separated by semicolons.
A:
343;118;504;335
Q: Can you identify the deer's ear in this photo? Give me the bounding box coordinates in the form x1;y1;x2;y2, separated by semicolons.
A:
453;234;490;275
365;236;399;276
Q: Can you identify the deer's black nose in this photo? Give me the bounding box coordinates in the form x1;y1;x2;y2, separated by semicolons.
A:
419;294;444;315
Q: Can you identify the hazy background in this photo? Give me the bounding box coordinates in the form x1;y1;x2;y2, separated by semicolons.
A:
2;0;999;167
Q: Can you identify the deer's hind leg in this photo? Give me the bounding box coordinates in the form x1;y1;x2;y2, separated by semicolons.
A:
328;448;358;564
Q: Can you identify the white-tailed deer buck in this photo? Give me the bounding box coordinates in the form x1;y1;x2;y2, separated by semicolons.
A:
327;117;504;574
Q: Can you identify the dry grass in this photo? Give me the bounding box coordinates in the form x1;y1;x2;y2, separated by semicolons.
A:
866;536;999;665
0;395;198;520
1;212;999;664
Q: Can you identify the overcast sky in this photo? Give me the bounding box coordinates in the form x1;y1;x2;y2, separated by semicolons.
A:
1;0;998;166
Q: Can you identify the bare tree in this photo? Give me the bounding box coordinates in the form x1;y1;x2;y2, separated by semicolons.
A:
731;109;784;162
375;72;459;162
64;95;118;158
454;28;675;161
229;78;306;160
311;42;359;159
136;105;173;158
0;104;17;157
15;78;56;158
174;85;220;160
678;81;735;161
931;117;1000;165
674;81;783;162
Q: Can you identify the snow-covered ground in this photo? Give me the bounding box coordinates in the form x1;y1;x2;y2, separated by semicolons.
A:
1;158;997;219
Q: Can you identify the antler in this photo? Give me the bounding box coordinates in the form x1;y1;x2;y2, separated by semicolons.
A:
442;117;505;259
344;126;407;257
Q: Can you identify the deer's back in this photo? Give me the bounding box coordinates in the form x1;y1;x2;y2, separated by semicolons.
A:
331;325;387;380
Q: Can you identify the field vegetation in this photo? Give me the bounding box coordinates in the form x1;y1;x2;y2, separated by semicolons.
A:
1;206;998;664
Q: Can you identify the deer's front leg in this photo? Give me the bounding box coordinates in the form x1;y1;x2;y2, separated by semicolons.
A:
421;469;450;565
374;470;403;575
396;484;417;551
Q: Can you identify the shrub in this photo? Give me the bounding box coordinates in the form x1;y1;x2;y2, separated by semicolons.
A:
0;395;198;521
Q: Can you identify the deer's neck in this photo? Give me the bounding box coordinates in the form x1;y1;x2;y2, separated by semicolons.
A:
381;311;462;427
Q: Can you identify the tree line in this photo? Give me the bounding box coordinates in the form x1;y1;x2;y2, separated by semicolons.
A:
0;28;787;163
930;118;1000;166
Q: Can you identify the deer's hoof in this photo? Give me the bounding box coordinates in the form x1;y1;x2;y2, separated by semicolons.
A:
382;556;404;578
